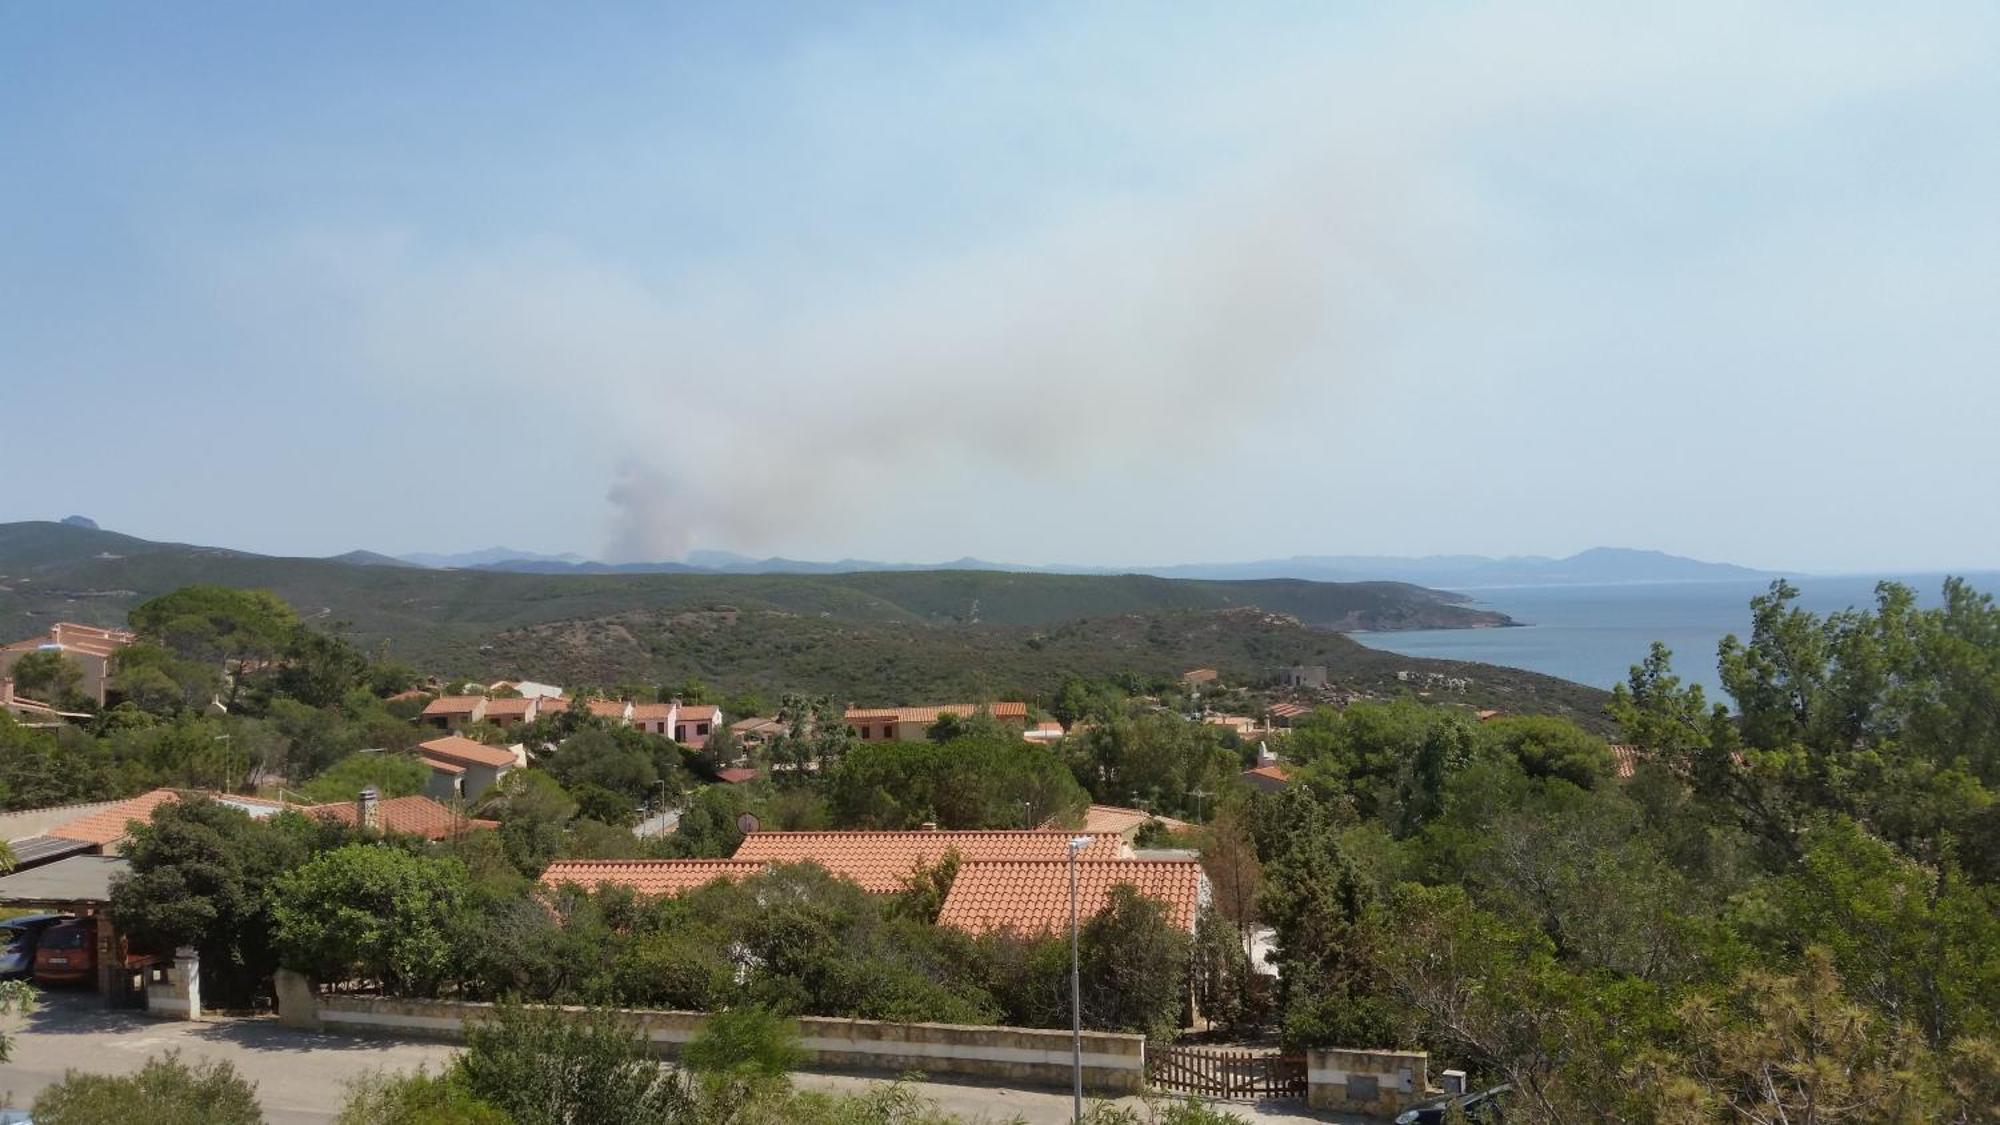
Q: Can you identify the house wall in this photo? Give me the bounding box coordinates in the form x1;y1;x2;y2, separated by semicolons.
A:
459;764;507;802
272;982;1146;1094
423;770;465;803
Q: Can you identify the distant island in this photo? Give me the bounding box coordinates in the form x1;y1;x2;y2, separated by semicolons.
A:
389;544;1773;588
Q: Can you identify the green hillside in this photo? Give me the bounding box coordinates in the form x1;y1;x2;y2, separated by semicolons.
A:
0;520;1507;638
0;520;1605;725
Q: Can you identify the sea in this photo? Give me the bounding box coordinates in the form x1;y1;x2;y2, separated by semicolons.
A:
1351;572;2000;699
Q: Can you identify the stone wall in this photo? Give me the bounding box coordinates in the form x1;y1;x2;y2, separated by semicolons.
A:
274;976;1143;1094
1305;1047;1430;1117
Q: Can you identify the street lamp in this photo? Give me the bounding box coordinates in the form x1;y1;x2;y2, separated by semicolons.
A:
1068;833;1093;1123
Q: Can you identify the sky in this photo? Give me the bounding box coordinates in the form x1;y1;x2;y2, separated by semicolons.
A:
3;2;1998;572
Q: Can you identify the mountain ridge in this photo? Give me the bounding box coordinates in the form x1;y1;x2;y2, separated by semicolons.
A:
397;544;1773;586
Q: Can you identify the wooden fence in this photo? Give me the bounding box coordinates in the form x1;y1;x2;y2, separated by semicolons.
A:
1147;1045;1306;1100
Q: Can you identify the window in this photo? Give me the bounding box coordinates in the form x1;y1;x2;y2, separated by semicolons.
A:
696;722;710;736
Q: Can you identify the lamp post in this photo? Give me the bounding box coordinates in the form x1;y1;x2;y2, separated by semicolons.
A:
1068;834;1092;1123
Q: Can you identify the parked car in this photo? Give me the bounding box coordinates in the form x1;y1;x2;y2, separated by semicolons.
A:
1395;1083;1510;1124
0;914;72;978
33;919;95;985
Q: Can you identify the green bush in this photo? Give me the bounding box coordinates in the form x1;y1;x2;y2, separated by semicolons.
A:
453;1002;689;1125
336;1068;509;1125
33;1052;263;1124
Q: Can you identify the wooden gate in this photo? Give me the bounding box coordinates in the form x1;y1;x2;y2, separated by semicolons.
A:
1146;1046;1307;1100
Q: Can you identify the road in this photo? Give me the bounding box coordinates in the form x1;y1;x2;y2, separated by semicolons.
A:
0;991;1349;1123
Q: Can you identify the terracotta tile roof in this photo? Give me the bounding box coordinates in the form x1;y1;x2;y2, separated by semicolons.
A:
630;702;674;721
938;858;1206;935
386;689;430;703
585;699;631;719
309;796;497;840
421;695;485;717
714;767;760;784
538;696;573;713
1242;764;1291;783
539;859;763;898
4;624;136;660
1204;714;1260;730
46;789;181;845
731;717;787;736
678;704;721;722
482;697;535;718
731;830;1122;893
1069;804;1192;839
417;735;518;770
421;757;467;775
1181;669;1219;684
1267;702;1313;719
842;702;1029;724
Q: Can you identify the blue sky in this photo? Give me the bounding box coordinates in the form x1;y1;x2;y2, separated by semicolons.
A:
4;2;1997;571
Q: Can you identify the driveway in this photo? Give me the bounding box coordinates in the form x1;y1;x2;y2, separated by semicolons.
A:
0;991;1353;1123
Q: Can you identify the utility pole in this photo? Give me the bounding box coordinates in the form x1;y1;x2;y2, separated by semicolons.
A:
1068;834;1092;1122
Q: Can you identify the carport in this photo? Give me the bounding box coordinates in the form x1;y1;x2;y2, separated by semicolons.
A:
0;855;154;1006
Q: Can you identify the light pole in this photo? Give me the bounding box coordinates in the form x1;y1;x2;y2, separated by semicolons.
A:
1068;834;1092;1123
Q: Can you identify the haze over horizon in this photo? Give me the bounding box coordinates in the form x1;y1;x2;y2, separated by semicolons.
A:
6;4;1997;574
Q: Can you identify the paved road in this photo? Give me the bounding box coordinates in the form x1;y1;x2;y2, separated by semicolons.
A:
0;991;1348;1123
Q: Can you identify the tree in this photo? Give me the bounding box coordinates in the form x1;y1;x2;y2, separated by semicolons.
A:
11;649;85;707
273;626;370;709
1643;948;1939;1124
33;1051;263;1125
1255;785;1398;1048
129;586;297;704
110;797;316;1007
271;844;472;995
1079;884;1192;1038
477;770;579;876
299;751;430;804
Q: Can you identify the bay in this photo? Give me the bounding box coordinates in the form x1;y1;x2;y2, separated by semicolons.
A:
1352;572;2000;698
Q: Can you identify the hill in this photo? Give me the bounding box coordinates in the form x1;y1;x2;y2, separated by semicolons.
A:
413;543;1773;586
0;520;1610;726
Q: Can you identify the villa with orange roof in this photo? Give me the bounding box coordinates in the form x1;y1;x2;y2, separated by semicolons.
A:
732;829;1123;892
937;857;1207;936
417;734;521;801
419;695;487;731
843;702;1029;743
0;622;137;708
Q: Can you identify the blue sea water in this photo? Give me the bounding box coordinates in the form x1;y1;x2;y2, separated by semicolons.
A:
1352;572;2000;698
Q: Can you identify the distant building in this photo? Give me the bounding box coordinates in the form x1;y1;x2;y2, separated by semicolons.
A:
416;735;520;801
1203;714;1262;738
1240;763;1291;794
631;702;675;736
674;704;722;747
1266;701;1314;728
730;716;788;748
0;622;137;708
1279;665;1327;689
481;696;539;728
843;702;1029;743
419;695;487;731
1180;668;1220;688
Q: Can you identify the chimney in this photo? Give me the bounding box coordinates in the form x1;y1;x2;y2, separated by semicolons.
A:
919;821;939;832
357;788;380;831
1256;741;1276;767
0;677;12;706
